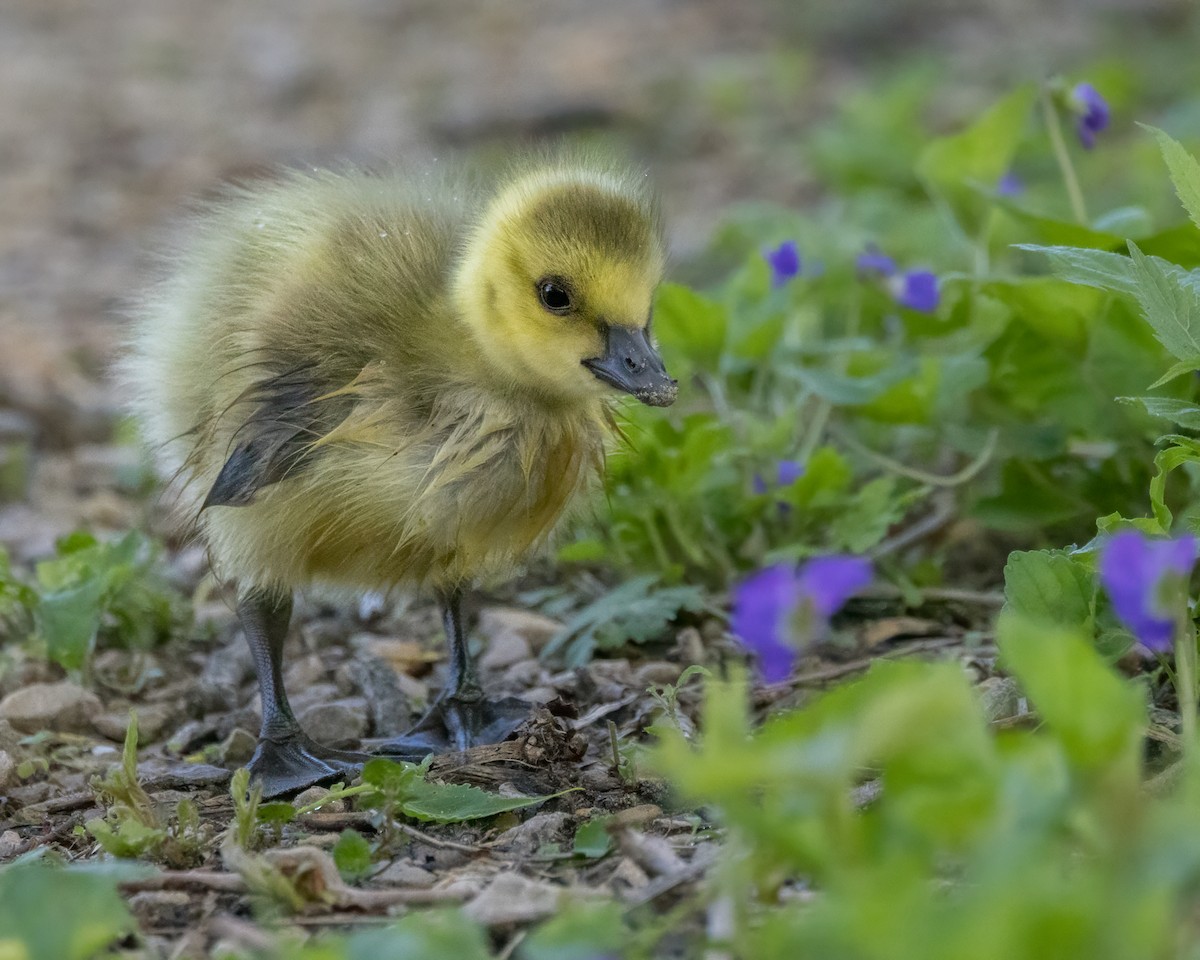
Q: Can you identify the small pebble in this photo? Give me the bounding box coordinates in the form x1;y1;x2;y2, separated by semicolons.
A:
0;680;102;733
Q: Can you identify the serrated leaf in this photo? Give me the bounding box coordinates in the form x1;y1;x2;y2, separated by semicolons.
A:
1017;244;1139;297
1127;242;1200;364
397;779;562;823
332;829;373;882
1147;125;1200;232
1149;359;1200;389
1120;396;1200;429
542;575;704;666
1002;549;1094;631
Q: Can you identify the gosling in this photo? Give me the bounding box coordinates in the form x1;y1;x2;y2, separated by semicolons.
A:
125;155;677;796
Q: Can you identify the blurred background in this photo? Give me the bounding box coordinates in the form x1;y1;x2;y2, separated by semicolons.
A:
0;0;1196;559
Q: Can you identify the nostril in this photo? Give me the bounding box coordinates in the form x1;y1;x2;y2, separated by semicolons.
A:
623;355;643;374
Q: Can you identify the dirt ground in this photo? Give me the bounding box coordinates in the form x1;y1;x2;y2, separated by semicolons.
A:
0;0;1181;955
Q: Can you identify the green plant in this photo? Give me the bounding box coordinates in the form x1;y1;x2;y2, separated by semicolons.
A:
85;712;208;866
0;531;190;671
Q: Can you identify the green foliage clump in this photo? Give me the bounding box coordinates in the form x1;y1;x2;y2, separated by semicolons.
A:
86;713;208;866
654;619;1197;959
0;530;189;671
568;79;1200;588
537;574;707;666
0;859;141;960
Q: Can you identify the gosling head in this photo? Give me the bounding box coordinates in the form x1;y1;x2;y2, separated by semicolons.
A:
454;165;677;408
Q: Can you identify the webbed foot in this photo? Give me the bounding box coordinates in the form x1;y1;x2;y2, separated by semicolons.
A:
367;694;530;760
245;733;369;798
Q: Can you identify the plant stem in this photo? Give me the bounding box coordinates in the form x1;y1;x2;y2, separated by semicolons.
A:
1040;88;1089;226
1175;609;1198;751
797;295;860;463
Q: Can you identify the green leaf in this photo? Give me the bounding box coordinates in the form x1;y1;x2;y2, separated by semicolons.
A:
1120;396;1200;429
27;531;189;671
571;817;612;858
332;829;374;882
555;538;606;564
361;757;424;793
36;578;104;671
1002;549;1095;631
85;817;167;859
541;576;704;667
0;860;138;960
1149;437;1200;530
522;903;630;960
916;84;1036;233
1017;244;1138;297
398;779;562;823
982;276;1103;347
827;477;909;554
997;201;1126;250
1127;241;1200;365
256;802;298;826
1150;359;1200;389
653;283;728;371
997;613;1144;771
345;910;491;960
1137;221;1200;268
781;446;853;511
792;358;919;405
1147;125;1200;232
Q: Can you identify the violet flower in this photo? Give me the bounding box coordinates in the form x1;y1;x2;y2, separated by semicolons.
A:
890;270;940;313
1099;531;1196;652
732;556;872;683
764;240;801;288
856;247;896;276
753;460;804;495
996;171;1024;197
1070;82;1110;150
856;246;940;313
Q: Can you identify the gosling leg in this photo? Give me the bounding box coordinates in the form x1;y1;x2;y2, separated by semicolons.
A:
369;587;529;757
240;587;367;797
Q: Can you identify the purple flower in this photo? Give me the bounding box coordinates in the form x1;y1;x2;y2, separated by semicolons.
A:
732;556;872;683
1071;82;1110;150
777;460;804;486
1099;531;1196;652
996;171;1024;197
890;270;940;313
764;240;801;288
797;556;874;617
753;460;805;495
856;247;897;276
856;247;940;313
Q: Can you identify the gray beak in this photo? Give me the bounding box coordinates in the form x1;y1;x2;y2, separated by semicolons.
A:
583;324;678;407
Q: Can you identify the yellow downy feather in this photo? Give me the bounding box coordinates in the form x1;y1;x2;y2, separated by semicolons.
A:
123;153;666;594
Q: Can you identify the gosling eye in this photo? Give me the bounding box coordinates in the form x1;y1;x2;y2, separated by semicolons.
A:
536;277;574;316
